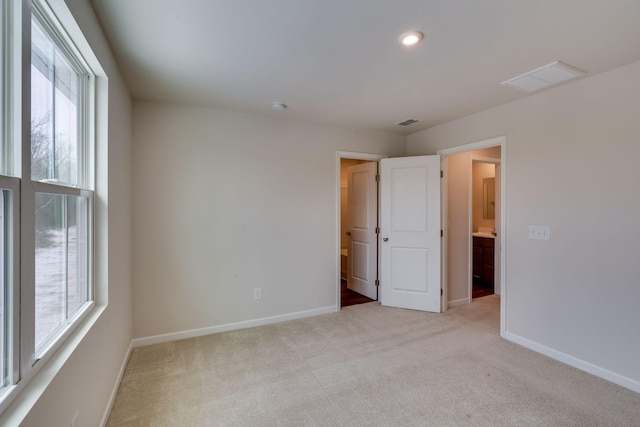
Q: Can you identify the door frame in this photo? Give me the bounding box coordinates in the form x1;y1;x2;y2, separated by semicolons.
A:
336;151;387;310
438;136;507;338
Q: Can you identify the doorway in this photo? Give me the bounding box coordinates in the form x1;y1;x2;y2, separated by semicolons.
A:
336;152;386;308
335;139;506;335
336;152;442;313
471;158;500;299
438;136;506;336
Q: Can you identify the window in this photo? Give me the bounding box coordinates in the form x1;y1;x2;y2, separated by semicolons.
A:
29;4;94;357
0;0;98;408
31;14;83;186
34;193;91;352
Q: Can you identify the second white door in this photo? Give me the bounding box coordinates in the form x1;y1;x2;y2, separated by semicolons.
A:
347;162;378;300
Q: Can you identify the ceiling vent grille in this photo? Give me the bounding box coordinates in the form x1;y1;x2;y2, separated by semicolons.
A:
501;61;586;92
397;118;419;126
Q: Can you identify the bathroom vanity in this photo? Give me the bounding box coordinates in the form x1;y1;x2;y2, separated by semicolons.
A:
472;234;494;298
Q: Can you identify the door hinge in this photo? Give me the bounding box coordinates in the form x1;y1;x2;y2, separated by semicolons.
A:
441;289;443;296
441;229;443;237
440;170;443;178
375;279;380;287
375;174;380;182
375;227;380;234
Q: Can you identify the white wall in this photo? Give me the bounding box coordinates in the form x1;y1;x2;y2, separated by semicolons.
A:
132;102;405;339
1;0;134;425
408;60;640;390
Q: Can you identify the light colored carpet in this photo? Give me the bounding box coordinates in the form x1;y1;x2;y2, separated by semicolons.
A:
107;296;640;426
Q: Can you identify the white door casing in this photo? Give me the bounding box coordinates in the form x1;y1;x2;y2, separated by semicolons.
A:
380;155;441;312
347;162;378;300
494;163;502;295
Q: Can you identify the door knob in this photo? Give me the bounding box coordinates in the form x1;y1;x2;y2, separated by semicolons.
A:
383;237;389;242
346;231;351;236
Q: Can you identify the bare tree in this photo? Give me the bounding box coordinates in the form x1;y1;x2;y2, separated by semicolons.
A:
32;112;75;242
31;112;53;181
31;112;74;182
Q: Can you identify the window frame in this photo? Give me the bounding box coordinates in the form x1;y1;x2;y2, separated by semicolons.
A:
0;176;20;395
23;0;95;368
31;185;94;359
0;0;101;413
30;3;91;188
1;0;20;179
0;0;22;400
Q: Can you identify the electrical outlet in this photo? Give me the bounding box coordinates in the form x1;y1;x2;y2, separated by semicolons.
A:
529;225;550;240
254;288;262;300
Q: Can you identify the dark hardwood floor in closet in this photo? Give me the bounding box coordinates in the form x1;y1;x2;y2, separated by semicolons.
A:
341;279;375;307
472;286;494;299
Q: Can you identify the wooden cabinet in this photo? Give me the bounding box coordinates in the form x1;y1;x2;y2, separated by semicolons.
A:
472;236;494;297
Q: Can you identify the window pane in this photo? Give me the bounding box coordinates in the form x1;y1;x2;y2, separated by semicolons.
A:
31;17;80;186
35;193;89;351
66;196;89;316
35;193;65;349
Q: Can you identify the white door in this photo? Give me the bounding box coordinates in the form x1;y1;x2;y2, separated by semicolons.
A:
380;155;441;312
347;162;378;300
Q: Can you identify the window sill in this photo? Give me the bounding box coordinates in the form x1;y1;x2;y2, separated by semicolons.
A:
0;303;107;424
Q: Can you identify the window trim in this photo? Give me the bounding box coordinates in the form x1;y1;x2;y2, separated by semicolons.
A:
0;0;24;401
23;0;95;370
0;176;20;394
0;0;106;417
2;0;21;178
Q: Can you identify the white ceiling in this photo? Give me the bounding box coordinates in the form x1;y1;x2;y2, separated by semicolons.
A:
90;0;640;135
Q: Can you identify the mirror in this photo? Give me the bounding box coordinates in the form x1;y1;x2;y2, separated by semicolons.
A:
483;177;495;219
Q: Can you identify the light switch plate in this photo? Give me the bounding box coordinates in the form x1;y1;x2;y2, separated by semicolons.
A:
529;225;550;240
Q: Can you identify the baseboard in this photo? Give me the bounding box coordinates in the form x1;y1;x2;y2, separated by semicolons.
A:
100;341;133;427
505;332;640;394
132;305;338;348
447;298;469;308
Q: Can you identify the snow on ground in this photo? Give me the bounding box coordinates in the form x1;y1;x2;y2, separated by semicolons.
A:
35;225;82;348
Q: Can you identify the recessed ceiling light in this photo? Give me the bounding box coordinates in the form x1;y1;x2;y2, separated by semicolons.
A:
399;31;424;46
271;102;287;111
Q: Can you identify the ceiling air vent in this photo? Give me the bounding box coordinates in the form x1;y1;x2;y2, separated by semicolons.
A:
397;118;419;126
501;61;586;92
